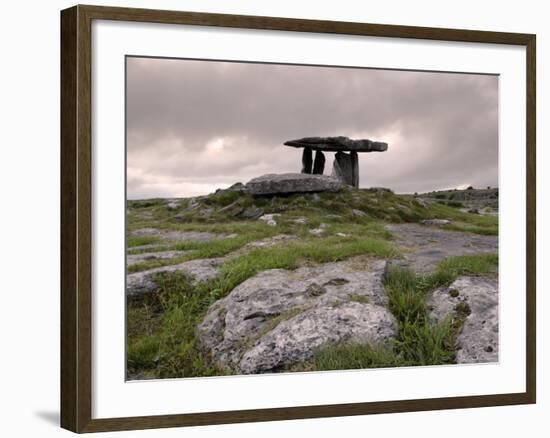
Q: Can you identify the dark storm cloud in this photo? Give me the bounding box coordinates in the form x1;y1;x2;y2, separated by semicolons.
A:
126;57;498;199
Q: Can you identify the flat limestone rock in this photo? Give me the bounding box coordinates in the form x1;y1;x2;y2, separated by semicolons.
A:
197;259;396;374
385;223;497;273
239;302;395;373
427;276;498;364
284;136;388;152
127;258;222;298
245;173;344;195
127;250;191;266
130;228;226;242
421;219;451;226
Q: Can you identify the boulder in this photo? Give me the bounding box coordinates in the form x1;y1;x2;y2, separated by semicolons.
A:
351;209;368;218
215;182;248;195
292;217;308;225
197;259;396;373
427;276;498;364
245;173;344;195
258;213;280;226
225;182;247;192
309;223;326;236
421;219;451;226
240;206;264;219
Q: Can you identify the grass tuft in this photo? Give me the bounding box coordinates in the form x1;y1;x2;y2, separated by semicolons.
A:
309;343;409;371
126;272;226;379
213;236;399;297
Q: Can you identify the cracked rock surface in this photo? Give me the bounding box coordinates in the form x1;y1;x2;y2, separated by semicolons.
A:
386;223;497;273
427;276;498;363
197;258;396;373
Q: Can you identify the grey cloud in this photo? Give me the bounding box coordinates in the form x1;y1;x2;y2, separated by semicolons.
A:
127;57;498;199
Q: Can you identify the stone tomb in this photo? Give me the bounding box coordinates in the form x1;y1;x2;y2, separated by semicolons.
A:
284;136;388;188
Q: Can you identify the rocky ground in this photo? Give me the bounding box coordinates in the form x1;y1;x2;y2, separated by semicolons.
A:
126;181;498;380
415;187;499;214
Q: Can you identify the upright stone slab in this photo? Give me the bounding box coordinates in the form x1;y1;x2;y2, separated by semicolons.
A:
312;150;326;175
350;151;359;187
301;147;313;174
332;151;354;186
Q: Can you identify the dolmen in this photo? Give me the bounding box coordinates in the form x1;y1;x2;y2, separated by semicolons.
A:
284;136;388;188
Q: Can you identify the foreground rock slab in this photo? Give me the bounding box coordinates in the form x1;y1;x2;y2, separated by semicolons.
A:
427;276;498;364
197;259;396;374
385;223;497;273
239;302;395;373
245;173;344;195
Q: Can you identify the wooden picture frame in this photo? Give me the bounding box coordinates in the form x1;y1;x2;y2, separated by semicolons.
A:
60;4;536;433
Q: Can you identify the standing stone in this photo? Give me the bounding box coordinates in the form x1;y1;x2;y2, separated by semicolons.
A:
350;151;359;187
301;147;313;174
331;151;354;186
312;150;326;175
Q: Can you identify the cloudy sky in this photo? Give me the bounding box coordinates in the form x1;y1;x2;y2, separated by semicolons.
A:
127;57;498;200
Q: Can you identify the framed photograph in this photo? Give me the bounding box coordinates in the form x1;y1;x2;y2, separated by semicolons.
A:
60;4;536;433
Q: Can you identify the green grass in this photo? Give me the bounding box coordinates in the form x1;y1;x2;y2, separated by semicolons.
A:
426;203;498;235
127;252;497;378
127;233;267;273
126;235;163;248
383;254;497;365
382;265;455;365
305;343;409;371
304;265;452;372
212;236;399;297
127;236;399;379
126;187;499;378
443;222;498;236
128;220;398;273
127;272;227;379
416;253;498;293
127;190;498;241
